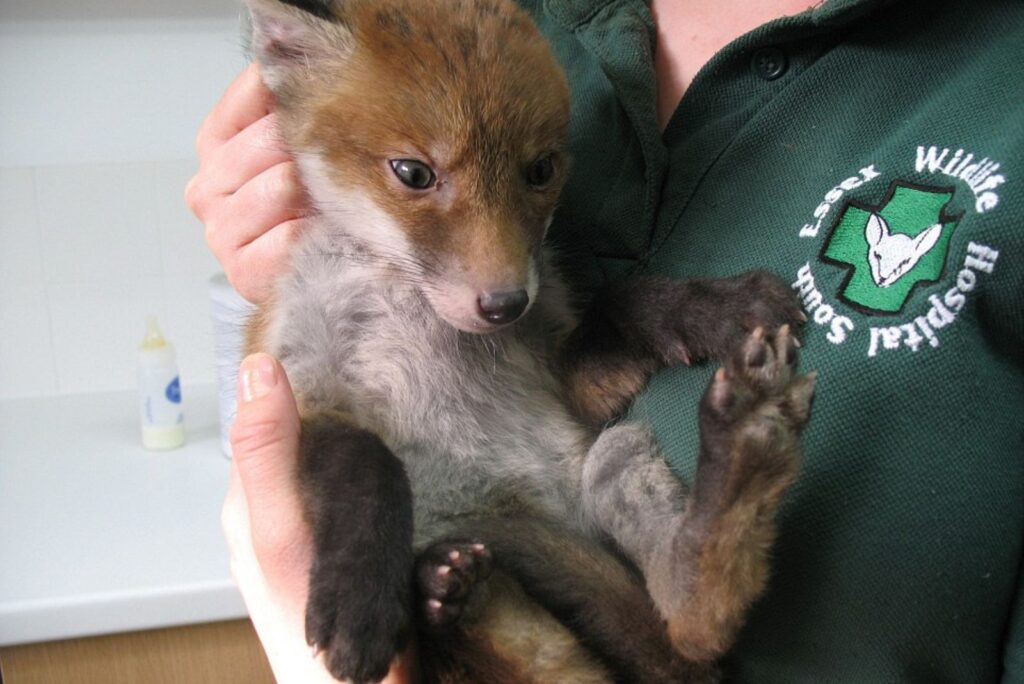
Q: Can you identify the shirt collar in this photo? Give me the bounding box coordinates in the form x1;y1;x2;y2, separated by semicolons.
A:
544;0;898;32
806;0;900;26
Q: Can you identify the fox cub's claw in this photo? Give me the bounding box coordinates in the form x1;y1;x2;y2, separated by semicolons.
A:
415;540;494;631
698;325;816;507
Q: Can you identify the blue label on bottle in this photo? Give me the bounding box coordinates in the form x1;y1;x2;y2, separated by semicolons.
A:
165;376;182;403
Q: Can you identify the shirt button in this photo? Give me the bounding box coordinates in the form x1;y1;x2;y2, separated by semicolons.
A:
752;47;788;80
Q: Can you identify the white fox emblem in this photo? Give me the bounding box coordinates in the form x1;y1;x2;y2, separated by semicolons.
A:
865;213;943;288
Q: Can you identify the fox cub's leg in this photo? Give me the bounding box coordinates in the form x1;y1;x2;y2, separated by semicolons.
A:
299;412;415;683
565;271;805;426
582;326;815;662
422;520;717;683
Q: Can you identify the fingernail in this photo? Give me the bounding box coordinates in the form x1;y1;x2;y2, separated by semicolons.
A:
240;353;278;402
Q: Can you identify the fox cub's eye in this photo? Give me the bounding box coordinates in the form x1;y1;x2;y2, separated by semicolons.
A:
390;159;436;190
526;155;555;188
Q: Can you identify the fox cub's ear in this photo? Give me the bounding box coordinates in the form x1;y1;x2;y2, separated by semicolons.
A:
246;0;351;91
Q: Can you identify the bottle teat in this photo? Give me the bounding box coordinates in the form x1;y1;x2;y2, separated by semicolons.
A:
141;315;168;350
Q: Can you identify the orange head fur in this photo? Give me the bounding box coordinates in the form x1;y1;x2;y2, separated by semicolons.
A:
248;0;571;332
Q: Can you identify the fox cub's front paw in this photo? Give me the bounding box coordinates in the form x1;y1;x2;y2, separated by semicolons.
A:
722;270;808;340
415;539;494;631
305;552;412;683
697;324;816;507
642;270;807;366
298;419;415;683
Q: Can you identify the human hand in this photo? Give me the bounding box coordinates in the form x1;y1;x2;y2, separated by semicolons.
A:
222;353;415;683
186;64;308;303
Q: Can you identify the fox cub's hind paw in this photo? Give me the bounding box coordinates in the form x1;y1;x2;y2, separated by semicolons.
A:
665;326;815;661
698;324;816;507
415;540;494;631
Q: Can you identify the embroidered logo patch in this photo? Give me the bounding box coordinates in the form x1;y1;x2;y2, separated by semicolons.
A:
820;183;961;314
789;145;1005;359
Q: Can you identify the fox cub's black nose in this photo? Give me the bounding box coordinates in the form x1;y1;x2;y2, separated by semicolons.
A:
477;289;529;325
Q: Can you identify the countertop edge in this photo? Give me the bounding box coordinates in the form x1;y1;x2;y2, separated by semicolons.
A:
0;580;247;647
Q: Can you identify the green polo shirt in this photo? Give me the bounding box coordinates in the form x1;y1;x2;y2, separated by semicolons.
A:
522;0;1024;680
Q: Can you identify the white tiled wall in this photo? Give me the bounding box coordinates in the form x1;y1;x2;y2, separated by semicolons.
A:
0;169;57;397
0;1;246;400
0;161;223;399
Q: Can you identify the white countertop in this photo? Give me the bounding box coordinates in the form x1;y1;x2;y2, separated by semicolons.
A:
0;385;247;646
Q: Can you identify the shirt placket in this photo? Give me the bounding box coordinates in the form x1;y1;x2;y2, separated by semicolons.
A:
646;0;892;267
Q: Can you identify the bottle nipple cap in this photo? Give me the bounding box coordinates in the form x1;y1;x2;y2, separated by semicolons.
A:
141;315;168;350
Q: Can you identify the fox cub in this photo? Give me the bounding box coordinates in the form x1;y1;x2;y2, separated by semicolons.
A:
244;0;815;681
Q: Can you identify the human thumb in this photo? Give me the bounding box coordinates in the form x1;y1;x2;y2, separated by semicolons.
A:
230;353;308;569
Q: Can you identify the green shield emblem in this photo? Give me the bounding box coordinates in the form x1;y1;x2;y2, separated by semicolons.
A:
821;182;961;314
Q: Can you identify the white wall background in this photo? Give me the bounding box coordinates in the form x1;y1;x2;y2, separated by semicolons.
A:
0;0;249;399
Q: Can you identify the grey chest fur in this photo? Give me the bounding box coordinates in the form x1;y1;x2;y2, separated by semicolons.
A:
267;258;592;540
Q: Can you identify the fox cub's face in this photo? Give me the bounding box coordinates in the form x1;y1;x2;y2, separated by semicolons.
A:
248;0;571;332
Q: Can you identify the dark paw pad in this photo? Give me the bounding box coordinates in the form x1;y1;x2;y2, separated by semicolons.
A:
704;325;815;427
731;324;798;395
698;326;816;500
415;540;493;630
